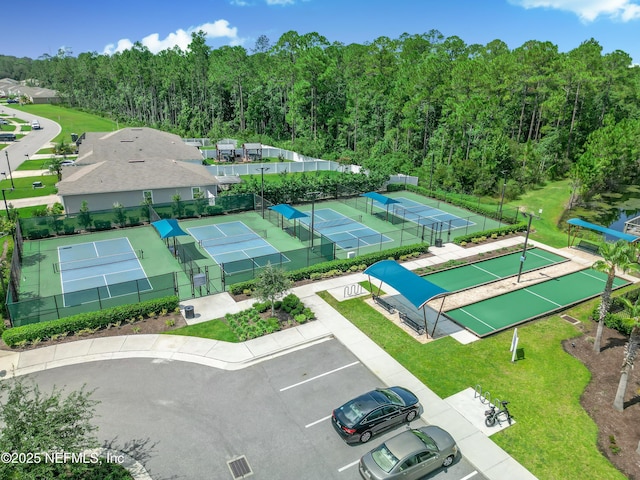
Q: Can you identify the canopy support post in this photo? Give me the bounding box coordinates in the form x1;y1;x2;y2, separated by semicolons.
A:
431;296;446;338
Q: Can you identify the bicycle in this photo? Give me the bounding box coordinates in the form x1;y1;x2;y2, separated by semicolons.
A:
484;400;513;427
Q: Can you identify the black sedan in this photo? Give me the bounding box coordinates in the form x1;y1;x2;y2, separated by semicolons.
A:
332;386;423;444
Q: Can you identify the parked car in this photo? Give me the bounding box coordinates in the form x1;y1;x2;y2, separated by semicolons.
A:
31;120;41;130
332;386;423;444
60;160;75;166
7;98;18;104
358;426;458;480
0;119;8;125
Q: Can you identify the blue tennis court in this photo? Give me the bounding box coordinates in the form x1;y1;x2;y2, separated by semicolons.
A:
188;221;289;273
374;196;475;231
57;238;150;306
299;208;392;250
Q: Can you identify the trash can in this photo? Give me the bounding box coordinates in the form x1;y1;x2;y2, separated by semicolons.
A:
71;133;78;142
184;305;195;319
435;238;443;248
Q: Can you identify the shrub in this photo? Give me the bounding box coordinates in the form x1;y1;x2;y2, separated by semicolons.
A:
2;296;179;347
295;314;308;324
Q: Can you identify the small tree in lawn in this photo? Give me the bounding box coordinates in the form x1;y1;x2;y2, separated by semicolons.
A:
0;377;100;479
171;193;185;218
77;200;92;231
254;262;292;316
48;156;64;181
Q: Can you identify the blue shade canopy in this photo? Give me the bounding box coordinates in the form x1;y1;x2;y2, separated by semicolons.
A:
364;260;448;310
269;204;309;220
361;192;401;206
152;219;188;239
567;218;638;242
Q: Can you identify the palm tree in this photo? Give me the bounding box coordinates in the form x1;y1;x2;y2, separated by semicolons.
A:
48;157;64;181
592;240;639;353
613;297;640;411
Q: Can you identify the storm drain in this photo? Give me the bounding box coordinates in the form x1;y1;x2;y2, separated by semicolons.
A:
227;455;253;479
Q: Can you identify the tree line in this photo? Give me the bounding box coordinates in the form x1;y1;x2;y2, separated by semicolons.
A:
10;30;640;202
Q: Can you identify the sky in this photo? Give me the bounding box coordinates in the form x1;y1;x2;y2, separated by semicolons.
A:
4;0;640;64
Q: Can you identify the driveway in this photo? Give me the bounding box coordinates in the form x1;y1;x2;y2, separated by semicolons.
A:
24;340;485;480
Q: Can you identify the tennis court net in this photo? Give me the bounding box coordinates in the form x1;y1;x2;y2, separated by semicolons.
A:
53;250;142;273
199;230;267;249
313;215;362;230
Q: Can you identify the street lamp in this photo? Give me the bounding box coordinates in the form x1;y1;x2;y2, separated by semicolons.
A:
498;170;507;225
256;167;269;218
307;191;322;248
1;188;13;218
516;209;543;283
4;151;14;189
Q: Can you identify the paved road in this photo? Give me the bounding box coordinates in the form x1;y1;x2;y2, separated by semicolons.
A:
24;340;486;480
1;105;61;171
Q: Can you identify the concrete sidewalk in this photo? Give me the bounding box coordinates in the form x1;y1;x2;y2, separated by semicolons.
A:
0;237;545;480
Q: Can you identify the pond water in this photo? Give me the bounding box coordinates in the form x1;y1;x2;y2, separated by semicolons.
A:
568;185;640;241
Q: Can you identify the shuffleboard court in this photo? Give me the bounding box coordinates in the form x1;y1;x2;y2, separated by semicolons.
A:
445;269;629;337
424;248;567;292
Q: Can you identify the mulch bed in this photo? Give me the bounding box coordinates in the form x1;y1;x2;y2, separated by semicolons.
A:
564;324;640;479
0;313;187;352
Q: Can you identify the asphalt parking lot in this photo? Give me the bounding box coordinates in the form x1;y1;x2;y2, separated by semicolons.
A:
26;339;486;480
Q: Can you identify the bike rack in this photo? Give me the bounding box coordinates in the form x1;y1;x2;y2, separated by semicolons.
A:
343;283;363;298
474;384;491;405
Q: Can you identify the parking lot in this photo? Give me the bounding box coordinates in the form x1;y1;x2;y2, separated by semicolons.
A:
26;339;486;479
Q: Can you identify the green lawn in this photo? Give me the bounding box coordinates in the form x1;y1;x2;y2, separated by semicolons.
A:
0;176;57;199
6;104;123;144
166;319;238;342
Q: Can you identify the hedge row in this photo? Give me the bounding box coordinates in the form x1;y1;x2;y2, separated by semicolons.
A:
230;243;430;295
453;222;529;245
2;296;179;347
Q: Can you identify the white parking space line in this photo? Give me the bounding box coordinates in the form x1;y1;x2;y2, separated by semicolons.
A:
460;471;478;480
337;459;359;472
305;414;332;428
279;361;361;392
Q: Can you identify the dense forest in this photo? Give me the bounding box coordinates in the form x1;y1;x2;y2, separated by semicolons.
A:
7;30;640;202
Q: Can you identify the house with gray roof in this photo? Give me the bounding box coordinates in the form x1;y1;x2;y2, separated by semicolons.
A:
58;127;218;214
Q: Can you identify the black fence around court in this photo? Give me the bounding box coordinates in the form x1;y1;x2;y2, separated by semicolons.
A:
6;272;179;327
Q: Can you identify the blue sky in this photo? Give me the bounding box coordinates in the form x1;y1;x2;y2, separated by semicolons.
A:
5;0;640;63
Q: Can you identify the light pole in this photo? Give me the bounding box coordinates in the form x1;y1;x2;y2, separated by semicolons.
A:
498;170;507;225
1;188;12;218
4;151;14;189
307;191;321;248
256;167;269;218
516;209;543;283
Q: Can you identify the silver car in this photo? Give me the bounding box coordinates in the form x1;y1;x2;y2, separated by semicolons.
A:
359;426;458;480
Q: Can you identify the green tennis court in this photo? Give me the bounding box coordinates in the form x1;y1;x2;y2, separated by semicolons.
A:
445;269;629;337
424;248;568;292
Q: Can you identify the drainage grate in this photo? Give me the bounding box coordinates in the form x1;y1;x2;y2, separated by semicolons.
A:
228;455;253;479
561;314;581;325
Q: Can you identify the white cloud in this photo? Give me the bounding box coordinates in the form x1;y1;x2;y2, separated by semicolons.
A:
266;0;295;5
510;0;640;22
103;20;240;55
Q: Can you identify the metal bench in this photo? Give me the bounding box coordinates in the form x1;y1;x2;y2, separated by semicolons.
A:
575;240;600;255
398;311;425;335
372;295;395;314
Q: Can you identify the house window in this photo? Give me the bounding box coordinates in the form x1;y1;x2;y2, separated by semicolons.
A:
192;187;202;199
143;190;153;203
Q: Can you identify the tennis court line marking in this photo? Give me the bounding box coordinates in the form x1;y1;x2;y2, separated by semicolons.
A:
457;308;495;331
470;263;502;279
522;289;562;307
